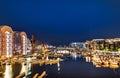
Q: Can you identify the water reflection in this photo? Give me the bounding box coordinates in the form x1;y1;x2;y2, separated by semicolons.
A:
85;56;91;62
27;63;32;75
84;53;120;69
57;61;60;74
20;62;32;77
20;63;27;74
113;68;120;76
71;53;82;61
43;54;120;78
4;65;12;78
1;53;120;78
0;62;32;78
71;53;78;60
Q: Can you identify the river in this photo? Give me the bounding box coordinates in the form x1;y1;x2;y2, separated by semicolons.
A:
0;54;120;78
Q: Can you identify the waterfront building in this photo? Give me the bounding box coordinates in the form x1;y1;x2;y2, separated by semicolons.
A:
20;32;28;55
0;26;14;57
0;25;31;57
26;38;32;54
105;38;120;51
91;39;105;50
85;38;120;51
85;40;92;51
69;42;86;51
13;31;21;55
14;31;29;55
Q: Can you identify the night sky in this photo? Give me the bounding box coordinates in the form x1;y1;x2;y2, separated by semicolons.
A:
0;0;120;45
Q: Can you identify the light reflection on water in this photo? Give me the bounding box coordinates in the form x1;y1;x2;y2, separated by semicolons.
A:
71;54;82;61
57;61;60;74
20;63;27;78
85;56;91;62
0;62;32;78
1;54;120;78
44;54;120;78
85;54;120;69
20;63;32;78
4;65;12;78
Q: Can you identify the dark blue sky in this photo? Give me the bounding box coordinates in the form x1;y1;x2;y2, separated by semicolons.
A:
0;0;120;45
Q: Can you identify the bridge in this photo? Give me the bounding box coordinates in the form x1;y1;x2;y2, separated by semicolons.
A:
56;47;75;50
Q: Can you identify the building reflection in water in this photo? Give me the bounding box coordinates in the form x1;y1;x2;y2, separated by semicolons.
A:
27;63;32;75
57;61;60;74
72;54;81;61
4;65;13;78
20;62;32;77
85;56;91;62
72;54;77;60
20;63;27;74
84;53;120;69
113;68;120;76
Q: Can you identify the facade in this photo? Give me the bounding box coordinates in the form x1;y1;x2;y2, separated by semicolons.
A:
0;25;31;57
85;41;92;51
14;31;31;55
26;38;32;54
13;31;21;55
20;32;28;55
0;26;14;57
